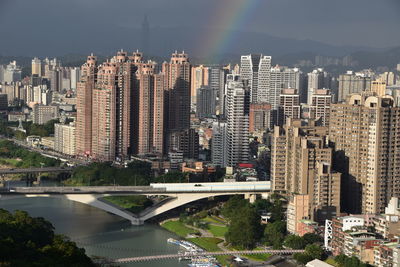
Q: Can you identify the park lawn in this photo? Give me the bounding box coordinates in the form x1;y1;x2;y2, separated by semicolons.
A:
161;220;199;238
208;224;228;237
0;157;21;167
216;255;231;266
103;196;153;214
325;258;340;266
203;216;226;225
187;237;223;252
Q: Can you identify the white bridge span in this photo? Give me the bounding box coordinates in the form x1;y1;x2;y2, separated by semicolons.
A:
0;182;271;225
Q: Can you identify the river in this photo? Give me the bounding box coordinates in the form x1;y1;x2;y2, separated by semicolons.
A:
0;196;188;267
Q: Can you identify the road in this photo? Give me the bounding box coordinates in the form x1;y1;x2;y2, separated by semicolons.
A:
0;167;74;175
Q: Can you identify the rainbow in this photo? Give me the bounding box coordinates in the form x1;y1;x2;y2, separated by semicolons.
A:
197;0;262;61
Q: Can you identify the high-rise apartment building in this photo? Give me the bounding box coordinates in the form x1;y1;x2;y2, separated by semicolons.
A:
133;61;166;155
309;89;332;127
211;121;227;167
270;66;301;109
278;88;301;126
330;93;400;214
190;65;209;112
371;80;387;96
196;86;216;119
31;57;42;77
307;68;329;104
76;54;97;157
338;71;372;102
226;75;250;167
271;119;341;222
209;66;227;116
240;54;271;103
249;103;272;133
3;61;22;84
163;52;191;132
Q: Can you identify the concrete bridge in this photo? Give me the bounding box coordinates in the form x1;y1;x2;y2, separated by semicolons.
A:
114;249;304;263
0;181;271;225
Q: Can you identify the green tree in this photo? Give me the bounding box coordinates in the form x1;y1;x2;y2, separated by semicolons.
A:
334;254;369;267
293;252;314;265
303;233;323;245
155;171;186;183
225;205;262;249
264;220;286;249
283;234;307;249
0;209;94;266
304;244;324;260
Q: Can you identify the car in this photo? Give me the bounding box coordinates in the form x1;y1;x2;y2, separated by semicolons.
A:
9;189;15;192
194;184;202;187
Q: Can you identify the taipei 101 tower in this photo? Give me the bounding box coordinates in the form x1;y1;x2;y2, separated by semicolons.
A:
141;15;150;56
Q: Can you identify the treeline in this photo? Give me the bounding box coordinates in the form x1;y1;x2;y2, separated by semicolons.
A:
0;117;64;139
66;161;186;186
0;140;60;167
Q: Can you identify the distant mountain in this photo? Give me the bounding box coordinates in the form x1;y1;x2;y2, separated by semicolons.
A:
0;25;383;61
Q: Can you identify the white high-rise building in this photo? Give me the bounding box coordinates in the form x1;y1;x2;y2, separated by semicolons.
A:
70;67;81;91
211;121;227;167
270;66;301;109
307;68;327;104
55;122;76;156
226;74;250;167
240;54;271;103
3;61;22;84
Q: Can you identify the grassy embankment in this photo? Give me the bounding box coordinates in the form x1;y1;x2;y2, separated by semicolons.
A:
102;196;153;214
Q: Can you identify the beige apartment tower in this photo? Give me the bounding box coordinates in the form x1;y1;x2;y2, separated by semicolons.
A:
329;92;400;214
271;118;341;222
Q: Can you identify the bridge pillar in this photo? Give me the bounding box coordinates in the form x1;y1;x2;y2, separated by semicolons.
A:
244;193;257;203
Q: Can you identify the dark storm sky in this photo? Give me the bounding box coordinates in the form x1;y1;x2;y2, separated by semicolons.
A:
0;0;399;56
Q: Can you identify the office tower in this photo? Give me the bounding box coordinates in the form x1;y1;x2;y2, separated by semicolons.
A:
0;94;7;110
338;71;372;102
240;54;271;103
371;80;387;96
54;122;76;156
278;88;301;126
163;52;191;151
48;68;61;91
141;15;150;56
31;57;42;76
309;89;332;127
307;68;327;104
133;61;166;155
76;54;97;157
271;119;341;222
249;103;272;133
32;104;59;124
196;86;216;119
70;67;81;91
209;66;228;116
329;93;400;214
3;61;22;84
190;65;209;112
269;66;301;109
226;75;250;167
211;121;227;167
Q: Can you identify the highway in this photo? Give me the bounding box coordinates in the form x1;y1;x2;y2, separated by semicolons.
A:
0;181;271;195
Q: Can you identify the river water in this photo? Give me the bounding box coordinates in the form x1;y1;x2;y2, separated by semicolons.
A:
0;197;188;267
